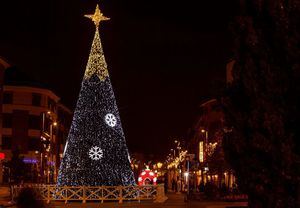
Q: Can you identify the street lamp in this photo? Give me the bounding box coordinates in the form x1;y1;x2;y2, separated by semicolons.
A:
174;139;181;158
41;111;58;184
170;149;175;157
184;156;191;200
174;139;181;148
49;121;58;183
184;172;189;178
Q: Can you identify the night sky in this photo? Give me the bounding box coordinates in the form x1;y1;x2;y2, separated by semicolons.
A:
0;0;236;159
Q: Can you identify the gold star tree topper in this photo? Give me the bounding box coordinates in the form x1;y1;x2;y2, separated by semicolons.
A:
84;4;110;27
83;4;110;81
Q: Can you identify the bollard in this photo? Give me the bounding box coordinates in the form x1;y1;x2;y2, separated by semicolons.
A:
154;184;168;203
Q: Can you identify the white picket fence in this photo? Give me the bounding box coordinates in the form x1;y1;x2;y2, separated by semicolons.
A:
11;184;168;204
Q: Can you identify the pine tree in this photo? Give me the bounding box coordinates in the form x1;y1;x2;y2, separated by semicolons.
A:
57;5;135;186
223;0;300;207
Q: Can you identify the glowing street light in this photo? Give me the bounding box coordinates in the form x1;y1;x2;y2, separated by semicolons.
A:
157;162;163;169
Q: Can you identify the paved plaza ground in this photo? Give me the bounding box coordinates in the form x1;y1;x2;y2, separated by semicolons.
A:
49;193;247;208
0;187;248;208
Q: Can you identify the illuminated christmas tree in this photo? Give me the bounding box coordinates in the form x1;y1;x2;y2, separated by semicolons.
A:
57;5;135;186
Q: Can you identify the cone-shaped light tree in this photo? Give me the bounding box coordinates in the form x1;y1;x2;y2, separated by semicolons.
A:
57;5;136;186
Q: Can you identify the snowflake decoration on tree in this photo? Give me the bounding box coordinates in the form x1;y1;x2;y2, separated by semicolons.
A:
105;113;117;127
89;146;103;160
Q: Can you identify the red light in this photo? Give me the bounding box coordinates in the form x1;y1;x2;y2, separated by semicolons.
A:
138;169;158;186
0;153;5;160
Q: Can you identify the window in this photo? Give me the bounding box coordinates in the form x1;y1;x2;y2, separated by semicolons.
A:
2;136;12;149
3;92;13;104
48;98;56;112
2;113;12;128
28;137;40;151
28;115;41;130
32;93;41;106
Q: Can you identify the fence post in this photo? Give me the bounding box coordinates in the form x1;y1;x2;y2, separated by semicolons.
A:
101;187;104;203
154;184;168;203
118;186;123;203
47;185;50;204
138;186;141;203
82;186;86;203
64;186;68;204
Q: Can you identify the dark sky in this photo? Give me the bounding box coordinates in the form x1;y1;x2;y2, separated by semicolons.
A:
0;0;236;159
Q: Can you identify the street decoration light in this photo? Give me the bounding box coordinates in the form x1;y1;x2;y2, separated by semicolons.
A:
199;141;204;162
157;162;163;169
138;168;157;186
207;142;218;156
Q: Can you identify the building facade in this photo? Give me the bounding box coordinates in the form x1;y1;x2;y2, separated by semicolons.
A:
0;58;11;184
187;99;236;189
1;85;72;184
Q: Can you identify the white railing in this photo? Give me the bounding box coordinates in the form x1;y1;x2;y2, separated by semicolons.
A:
11;184;168;204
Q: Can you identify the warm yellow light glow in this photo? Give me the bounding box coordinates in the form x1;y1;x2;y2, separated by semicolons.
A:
84;4;110;81
201;129;206;133
53;122;58;126
167;150;188;169
157;162;163;169
84;4;110;27
199;141;204;162
207;142;218;156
